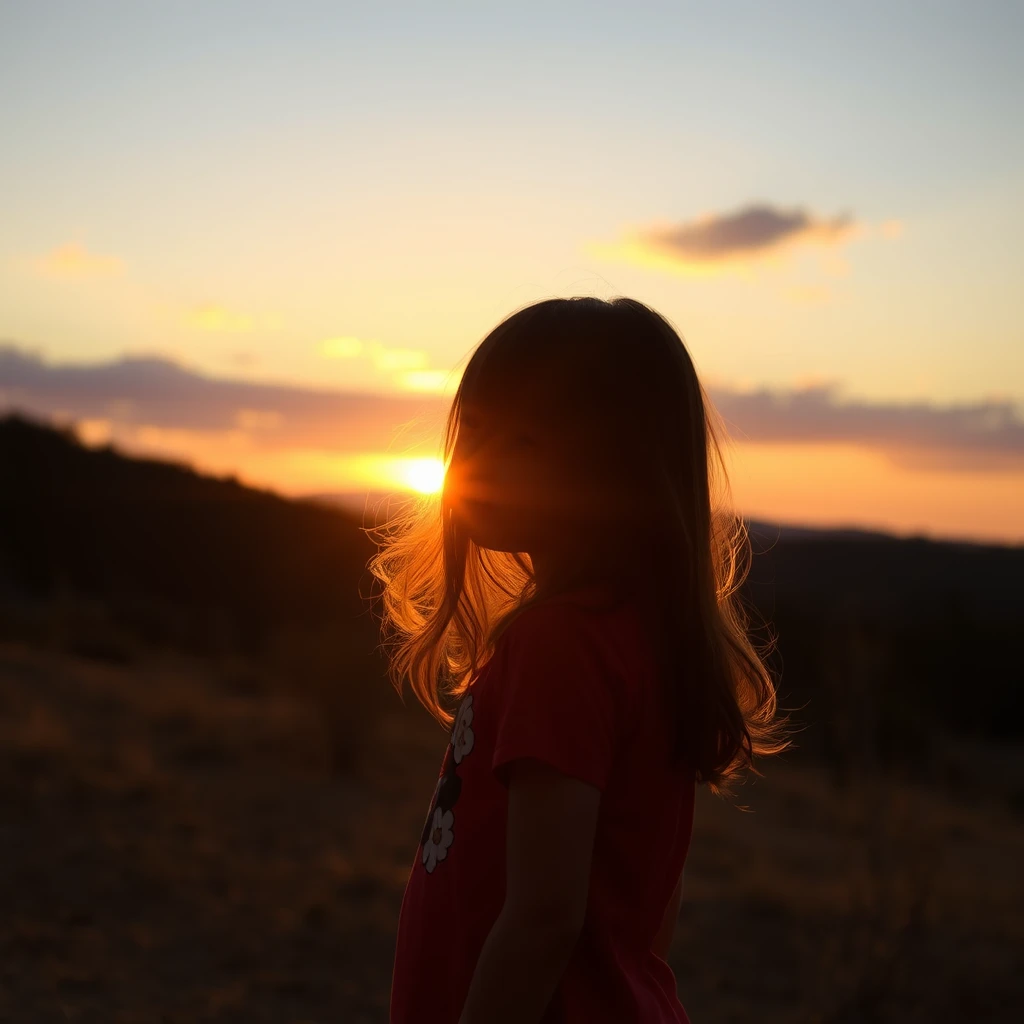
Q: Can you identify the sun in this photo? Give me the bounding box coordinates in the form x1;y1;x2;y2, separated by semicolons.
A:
401;457;446;494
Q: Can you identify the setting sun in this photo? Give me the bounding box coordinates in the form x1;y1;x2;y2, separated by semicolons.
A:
401;457;447;494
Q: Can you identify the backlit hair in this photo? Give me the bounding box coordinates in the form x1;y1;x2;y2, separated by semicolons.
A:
367;296;795;801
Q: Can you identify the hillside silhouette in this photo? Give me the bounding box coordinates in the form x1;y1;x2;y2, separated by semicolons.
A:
2;409;1020;778
0;411;380;655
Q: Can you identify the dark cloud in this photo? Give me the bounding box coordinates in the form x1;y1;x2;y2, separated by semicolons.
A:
639;203;855;261
1;344;1021;472
714;381;1024;472
0;344;444;453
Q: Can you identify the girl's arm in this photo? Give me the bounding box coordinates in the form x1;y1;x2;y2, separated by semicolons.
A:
459;756;601;1024
651;867;684;961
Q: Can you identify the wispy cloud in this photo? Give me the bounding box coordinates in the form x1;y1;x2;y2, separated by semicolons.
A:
586;202;882;277
645;204;855;261
0;344;1020;473
319;335;453;392
0;344;444;454
715;380;1024;472
32;242;124;278
183;305;284;332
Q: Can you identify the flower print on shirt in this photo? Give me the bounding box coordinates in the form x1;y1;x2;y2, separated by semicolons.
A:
422;805;455;872
452;693;475;764
418;689;474;873
420;745;461;849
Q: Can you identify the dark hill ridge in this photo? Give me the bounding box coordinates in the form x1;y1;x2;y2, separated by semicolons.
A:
314;489;1023;625
316;489;1019;549
0;411;380;662
2;409;1022;759
742;522;1022;626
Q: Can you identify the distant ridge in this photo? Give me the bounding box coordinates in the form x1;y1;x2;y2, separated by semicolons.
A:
302;490;1019;551
2;410;1021;749
0;411;384;662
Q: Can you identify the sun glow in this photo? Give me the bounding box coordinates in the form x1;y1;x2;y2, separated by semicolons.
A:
293;453;448;495
400;457;447;494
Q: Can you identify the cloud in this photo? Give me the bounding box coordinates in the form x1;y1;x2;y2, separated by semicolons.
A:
320;335;427;372
400;369;453;392
0;344;1021;474
318;336;452;392
184;305;284;332
33;242;124;278
714;380;1024;472
585;202;866;276
0;343;445;455
645;204;855;261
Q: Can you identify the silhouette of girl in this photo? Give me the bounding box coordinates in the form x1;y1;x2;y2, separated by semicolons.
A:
370;296;794;1024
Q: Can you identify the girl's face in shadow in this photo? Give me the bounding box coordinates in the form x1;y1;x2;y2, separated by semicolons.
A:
446;393;607;556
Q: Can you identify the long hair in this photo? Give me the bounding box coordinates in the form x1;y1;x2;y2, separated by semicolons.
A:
366;296;795;800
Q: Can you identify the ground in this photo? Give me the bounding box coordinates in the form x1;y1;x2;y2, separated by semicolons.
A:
1;640;1021;1023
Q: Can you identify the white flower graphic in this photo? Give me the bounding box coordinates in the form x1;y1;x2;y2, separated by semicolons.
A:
422;805;455;873
451;693;475;764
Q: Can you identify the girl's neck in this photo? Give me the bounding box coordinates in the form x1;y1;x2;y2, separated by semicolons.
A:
528;544;586;598
529;551;621;603
529;532;650;606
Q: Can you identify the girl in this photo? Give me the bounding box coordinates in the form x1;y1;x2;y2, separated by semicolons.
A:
370;296;794;1023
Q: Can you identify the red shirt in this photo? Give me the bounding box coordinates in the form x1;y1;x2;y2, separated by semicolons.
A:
390;583;696;1024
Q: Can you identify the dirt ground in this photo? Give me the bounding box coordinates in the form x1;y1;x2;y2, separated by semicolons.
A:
1;640;1021;1023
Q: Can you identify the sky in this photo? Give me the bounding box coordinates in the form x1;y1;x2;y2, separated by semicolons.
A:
1;1;1022;545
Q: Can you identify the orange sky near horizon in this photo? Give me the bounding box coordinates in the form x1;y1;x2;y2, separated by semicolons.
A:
56;411;1022;547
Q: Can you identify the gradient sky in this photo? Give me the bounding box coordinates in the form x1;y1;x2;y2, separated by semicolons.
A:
1;1;1022;544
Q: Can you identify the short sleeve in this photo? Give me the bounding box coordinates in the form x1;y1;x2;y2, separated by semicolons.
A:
491;602;620;793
